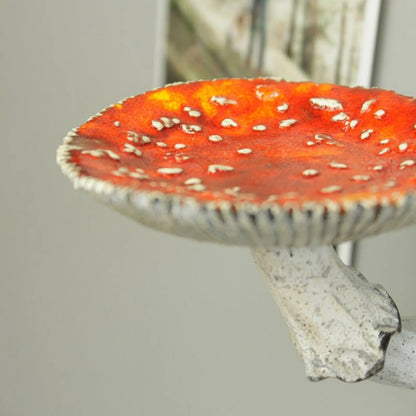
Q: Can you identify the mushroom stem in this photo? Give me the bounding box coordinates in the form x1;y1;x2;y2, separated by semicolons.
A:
370;317;416;389
251;245;401;383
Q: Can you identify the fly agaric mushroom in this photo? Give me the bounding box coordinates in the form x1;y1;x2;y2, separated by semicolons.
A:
57;78;416;387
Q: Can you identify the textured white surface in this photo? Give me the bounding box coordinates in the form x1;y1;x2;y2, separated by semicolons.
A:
252;246;400;382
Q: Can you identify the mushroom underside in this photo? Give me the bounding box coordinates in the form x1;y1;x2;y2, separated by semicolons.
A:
70;175;416;248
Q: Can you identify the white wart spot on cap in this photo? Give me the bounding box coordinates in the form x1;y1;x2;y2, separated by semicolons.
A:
352;175;371;182
184;177;202;185
151;120;165;131
302;169;319;177
321;185;342;194
350;120;358;129
112;168;126;177
182;124;202;134
175;154;190;162
253;124;267;131
129;171;149;180
114;121;121;127
126;131;139;143
156;141;168;148
374;109;386;119
361;98;376;113
277;103;289;112
331;112;349;122
210;96;237;106
310;97;343;111
400;159;415;169
237;148;252;154
379;147;391;155
117;167;130;175
157;167;183;175
224;186;241;195
372;165;384;171
187;184;206;192
174;143;186;150
188;110;201;118
330;161;348;169
255;84;279;100
208;164;234;173
399;142;408;152
123;143;142;157
208;134;223;142
314;133;332;142
360;129;374;140
141;135;151;144
221;118;238;128
160;117;175;128
81;149;120;160
379;139;390;145
312;133;344;147
279;119;297;128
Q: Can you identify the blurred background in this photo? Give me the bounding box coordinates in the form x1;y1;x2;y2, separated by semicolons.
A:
1;0;415;415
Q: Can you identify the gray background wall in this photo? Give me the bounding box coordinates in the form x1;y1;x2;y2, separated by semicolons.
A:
1;0;415;415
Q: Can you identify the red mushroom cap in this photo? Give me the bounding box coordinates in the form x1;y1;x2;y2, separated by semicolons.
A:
57;78;416;246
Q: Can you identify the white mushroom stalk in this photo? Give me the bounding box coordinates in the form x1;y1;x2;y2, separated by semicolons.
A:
252;246;401;383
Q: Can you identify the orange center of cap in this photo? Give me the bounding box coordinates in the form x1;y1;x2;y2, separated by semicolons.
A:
69;78;416;206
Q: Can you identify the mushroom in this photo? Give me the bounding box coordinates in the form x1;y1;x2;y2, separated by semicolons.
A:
57;78;416;387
